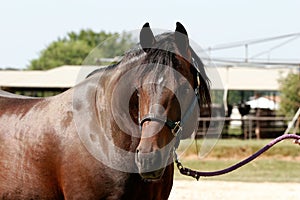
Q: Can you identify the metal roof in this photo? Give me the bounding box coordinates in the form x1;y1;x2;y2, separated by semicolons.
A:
206;65;298;91
0;65;101;88
0;65;298;91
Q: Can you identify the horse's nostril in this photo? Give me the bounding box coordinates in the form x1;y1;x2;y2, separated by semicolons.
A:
135;149;163;172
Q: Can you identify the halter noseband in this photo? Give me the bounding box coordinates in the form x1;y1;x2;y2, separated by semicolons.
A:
139;113;183;137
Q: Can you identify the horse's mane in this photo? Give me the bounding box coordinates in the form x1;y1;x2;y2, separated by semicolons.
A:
190;47;211;109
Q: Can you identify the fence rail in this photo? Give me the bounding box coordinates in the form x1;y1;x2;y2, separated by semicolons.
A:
197;116;299;139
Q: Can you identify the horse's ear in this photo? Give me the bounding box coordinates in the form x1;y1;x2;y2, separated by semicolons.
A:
175;22;189;58
140;22;156;53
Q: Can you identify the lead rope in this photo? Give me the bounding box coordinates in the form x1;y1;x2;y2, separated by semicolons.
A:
174;134;300;181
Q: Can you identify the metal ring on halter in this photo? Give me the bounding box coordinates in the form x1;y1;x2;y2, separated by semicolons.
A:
171;121;182;137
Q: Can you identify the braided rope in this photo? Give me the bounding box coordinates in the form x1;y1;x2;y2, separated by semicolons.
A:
174;134;300;180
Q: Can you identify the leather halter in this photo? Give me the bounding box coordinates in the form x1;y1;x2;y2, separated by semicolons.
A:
139;65;201;141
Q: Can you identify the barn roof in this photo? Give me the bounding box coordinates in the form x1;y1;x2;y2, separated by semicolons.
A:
206;65;298;91
0;65;101;89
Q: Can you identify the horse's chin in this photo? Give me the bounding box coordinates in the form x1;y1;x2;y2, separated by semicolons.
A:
140;168;165;181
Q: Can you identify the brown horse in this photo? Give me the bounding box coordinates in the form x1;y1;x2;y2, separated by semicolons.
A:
0;22;211;199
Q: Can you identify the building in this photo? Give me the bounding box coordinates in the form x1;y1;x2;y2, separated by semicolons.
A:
0;65;101;96
1;65;297;95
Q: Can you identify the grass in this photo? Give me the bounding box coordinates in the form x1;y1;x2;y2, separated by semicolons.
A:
177;138;300;159
174;138;300;182
174;159;300;182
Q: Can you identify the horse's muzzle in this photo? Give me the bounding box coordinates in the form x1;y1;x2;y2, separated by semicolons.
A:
135;149;165;180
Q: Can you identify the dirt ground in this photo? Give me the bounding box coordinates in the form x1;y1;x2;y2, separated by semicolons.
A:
169;180;299;200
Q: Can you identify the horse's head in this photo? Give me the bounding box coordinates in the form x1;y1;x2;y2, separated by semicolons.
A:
135;22;211;180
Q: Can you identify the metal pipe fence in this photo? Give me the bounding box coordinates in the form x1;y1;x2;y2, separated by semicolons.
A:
197;116;299;139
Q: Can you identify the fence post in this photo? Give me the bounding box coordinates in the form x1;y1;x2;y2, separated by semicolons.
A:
284;107;300;134
249;118;252;140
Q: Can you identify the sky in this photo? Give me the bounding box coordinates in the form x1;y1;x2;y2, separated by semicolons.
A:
1;0;300;69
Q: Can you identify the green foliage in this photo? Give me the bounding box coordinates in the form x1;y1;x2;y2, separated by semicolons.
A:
278;72;300;117
28;30;134;70
28;41;90;70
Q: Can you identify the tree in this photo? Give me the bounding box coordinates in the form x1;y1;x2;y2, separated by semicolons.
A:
278;72;300;117
28;30;134;70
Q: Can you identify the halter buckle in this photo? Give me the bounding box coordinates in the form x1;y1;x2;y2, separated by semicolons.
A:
171;121;182;137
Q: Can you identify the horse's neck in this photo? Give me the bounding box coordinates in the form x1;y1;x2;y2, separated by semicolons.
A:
0;89;39;99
